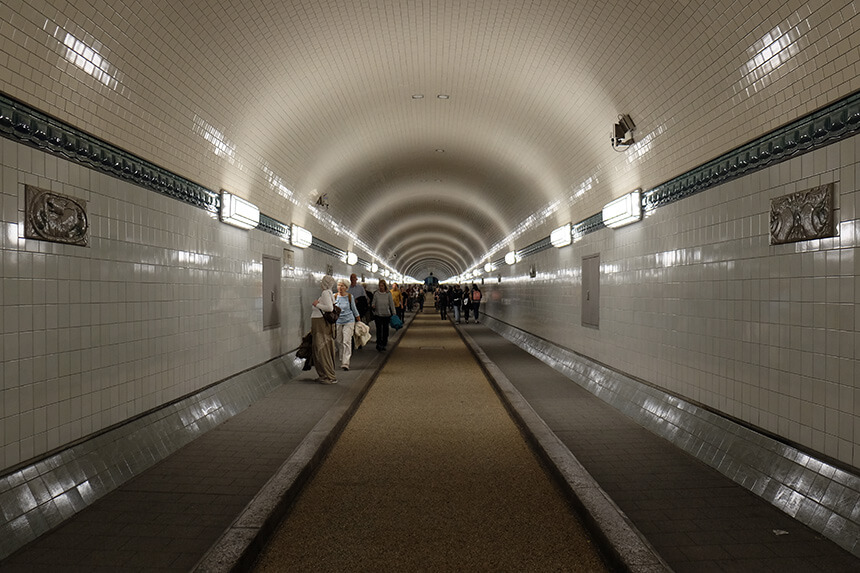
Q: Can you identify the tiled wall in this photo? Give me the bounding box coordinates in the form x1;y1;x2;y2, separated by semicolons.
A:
482;134;859;469
0;138;348;474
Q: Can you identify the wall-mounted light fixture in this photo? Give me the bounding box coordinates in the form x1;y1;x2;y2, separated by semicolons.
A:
291;224;312;248
602;189;642;228
504;251;519;265
370;262;379;273
220;191;259;230
550;223;572;248
484;262;494;273
346;251;358;265
610;114;636;151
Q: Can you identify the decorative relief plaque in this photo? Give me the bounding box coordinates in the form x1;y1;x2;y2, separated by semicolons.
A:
25;186;89;246
769;183;835;245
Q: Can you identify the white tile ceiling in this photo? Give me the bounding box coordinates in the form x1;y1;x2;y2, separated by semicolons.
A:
4;0;859;279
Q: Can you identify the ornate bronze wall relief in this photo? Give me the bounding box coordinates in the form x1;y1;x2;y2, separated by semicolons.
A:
25;185;89;246
769;183;835;245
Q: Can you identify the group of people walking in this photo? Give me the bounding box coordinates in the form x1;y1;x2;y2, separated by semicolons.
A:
434;284;482;324
308;273;415;385
309;276;485;384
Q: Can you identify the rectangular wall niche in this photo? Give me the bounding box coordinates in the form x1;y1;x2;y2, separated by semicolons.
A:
25;185;89;246
582;253;600;328
262;255;281;329
770;183;835;245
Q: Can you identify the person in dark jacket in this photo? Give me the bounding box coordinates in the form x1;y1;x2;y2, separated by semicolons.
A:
437;286;449;320
371;279;396;351
450;285;463;323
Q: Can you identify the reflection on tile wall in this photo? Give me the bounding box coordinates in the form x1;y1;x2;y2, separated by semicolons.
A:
483;136;859;468
0;139;339;473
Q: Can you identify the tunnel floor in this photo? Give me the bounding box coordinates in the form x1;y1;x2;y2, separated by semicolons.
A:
2;306;859;572
252;311;608;572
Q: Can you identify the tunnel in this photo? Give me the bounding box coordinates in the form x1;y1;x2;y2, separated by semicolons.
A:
1;1;860;570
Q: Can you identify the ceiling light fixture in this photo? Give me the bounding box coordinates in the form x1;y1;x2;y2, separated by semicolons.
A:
550;223;572;248
412;94;424;99
437;94;450;99
602;189;642;228
220;191;259;230
505;251;519;265
291;224;312;248
370;262;379;273
346;251;358;265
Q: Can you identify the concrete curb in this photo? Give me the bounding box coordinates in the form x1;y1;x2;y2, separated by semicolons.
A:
192;314;416;573
456;325;673;573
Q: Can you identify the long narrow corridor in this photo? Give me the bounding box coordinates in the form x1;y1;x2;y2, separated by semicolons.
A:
253;312;608;572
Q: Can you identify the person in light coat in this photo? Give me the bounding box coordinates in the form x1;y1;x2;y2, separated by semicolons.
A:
310;275;338;384
334;278;361;370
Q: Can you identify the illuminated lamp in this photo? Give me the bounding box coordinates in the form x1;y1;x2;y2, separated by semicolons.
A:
550;223;572;248
220;191;259;230
602;189;642;229
291;224;312;248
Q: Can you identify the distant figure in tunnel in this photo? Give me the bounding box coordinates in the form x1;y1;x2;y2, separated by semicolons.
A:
437;286;449;320
450;284;463;323
469;284;482;323
391;283;405;323
372;279;396;352
311;275;338;384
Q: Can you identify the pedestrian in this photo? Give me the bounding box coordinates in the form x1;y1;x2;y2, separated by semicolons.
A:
334;278;361;370
462;284;471;323
371;279;396;351
310;275;338;384
391;283;406;323
469;283;482;323
347;273;370;323
438;286;449;320
451;284;463;323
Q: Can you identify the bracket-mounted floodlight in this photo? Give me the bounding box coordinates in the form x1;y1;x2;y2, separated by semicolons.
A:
611;114;636;151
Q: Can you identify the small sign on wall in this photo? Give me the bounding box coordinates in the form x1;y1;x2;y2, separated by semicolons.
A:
25;185;89;246
770;183;835;245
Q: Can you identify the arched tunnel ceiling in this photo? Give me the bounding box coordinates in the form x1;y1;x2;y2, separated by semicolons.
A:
6;1;825;280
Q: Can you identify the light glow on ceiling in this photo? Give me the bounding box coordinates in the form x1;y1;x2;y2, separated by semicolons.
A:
738;18;807;96
194;115;237;163
59;32;119;90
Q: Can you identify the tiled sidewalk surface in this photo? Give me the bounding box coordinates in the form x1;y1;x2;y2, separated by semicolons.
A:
0;320;410;573
461;323;860;573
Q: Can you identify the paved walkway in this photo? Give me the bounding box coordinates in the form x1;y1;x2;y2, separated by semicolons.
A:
0;318;412;573
2;309;859;572
253;312;607;571
460;322;860;573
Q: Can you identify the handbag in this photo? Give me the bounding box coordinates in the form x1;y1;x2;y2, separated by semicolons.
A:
322;305;341;324
390;314;403;330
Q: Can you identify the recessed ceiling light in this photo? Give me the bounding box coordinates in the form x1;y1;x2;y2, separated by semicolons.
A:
412;94;424;99
437;94;450;99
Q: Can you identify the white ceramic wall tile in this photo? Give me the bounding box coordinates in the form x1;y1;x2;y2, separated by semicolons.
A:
483;134;859;468
0;138;355;472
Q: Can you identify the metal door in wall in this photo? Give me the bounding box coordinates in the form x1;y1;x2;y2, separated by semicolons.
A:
262;255;281;329
581;253;599;328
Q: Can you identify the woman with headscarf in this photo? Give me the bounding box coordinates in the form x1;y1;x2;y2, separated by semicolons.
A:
310;274;338;384
371;278;396;352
